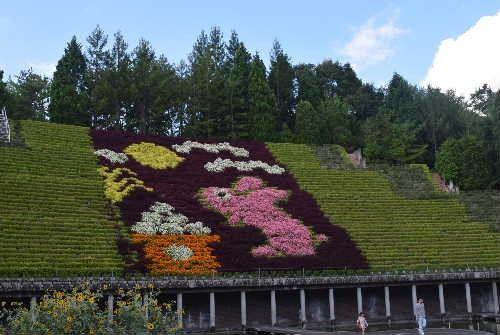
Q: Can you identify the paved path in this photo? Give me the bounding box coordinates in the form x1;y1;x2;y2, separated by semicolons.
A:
254;327;494;335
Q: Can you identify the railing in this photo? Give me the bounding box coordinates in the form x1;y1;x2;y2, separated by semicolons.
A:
1;107;10;142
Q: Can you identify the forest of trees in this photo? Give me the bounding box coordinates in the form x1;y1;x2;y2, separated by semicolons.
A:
1;26;499;190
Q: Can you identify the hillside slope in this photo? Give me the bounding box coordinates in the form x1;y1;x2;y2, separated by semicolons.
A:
267;143;500;270
0;121;122;276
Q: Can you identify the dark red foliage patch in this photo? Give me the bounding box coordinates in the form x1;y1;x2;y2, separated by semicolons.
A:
91;130;368;272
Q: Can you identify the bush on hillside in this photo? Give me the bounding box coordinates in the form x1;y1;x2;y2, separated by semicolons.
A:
436;136;492;190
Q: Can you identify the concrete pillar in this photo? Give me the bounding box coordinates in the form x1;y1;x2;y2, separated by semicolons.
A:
412;285;417;316
271;290;277;326
241;291;247;328
299;289;306;327
384;286;391;320
465;282;472;314
176;292;183;328
209;292;215;330
357;287;363;314
107;294;114;325
328;288;335;324
30;296;36;322
438;283;446;317
492;282;499;314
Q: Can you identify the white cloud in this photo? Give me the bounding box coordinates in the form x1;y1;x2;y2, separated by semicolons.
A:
341;19;404;70
422;11;500;98
28;62;57;78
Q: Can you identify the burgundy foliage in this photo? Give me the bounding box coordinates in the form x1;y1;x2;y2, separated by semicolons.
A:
91;130;369;272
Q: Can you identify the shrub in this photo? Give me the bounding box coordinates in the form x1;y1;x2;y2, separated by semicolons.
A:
3;287;179;335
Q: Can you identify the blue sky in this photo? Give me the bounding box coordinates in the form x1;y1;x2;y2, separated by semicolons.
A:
1;1;499;95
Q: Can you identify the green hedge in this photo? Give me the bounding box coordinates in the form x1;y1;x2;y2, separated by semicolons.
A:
0;121;122;276
267;143;500;271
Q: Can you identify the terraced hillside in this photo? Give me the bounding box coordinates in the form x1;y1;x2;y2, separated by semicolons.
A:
267;143;500;271
0;121;122;276
1;121;499;277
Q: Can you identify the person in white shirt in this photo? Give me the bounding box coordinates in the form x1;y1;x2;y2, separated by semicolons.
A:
415;298;427;335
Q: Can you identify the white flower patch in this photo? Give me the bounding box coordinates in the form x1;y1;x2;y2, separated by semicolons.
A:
204;158;285;174
95;149;128;164
213;188;232;201
131;201;211;235
165;244;194;261
172;140;249;157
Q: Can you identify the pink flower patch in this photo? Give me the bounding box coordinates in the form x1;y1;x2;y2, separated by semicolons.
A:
201;176;320;257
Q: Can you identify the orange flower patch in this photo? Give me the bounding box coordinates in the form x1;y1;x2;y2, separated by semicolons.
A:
132;234;221;275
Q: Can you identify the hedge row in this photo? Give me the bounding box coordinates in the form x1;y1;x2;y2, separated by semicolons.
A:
267;143;500;271
0;121;122;276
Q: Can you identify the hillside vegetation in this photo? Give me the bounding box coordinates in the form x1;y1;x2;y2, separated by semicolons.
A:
267;143;500;271
1;121;499;277
0;121;121;276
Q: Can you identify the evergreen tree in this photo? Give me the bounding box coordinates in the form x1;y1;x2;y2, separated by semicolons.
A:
436;136;492;190
8;69;50;120
90;31;132;130
86;25;110;127
318;97;353;146
206;27;229;137
362;112;427;163
49;36;89;126
294;64;321;108
128;39;177;135
226;32;251;138
248;53;278;141
268;40;295;130
295;100;321;144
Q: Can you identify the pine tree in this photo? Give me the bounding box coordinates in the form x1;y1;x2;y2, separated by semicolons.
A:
268;40;295;130
49;36;89;126
128;39;177;135
86;25;110;127
226;32;251;138
248;53;278;141
84;31;132;130
186;30;211;137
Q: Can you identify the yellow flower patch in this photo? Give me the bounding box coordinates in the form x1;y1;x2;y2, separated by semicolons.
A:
98;167;153;203
124;142;184;169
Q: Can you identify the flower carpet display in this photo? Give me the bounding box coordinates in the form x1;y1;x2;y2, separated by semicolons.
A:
201;176;327;257
92;130;368;274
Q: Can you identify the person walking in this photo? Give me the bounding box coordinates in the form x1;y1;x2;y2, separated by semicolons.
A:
356;312;368;335
415;298;427;335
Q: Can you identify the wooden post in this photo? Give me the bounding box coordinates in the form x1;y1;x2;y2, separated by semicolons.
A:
271;290;277;326
209;292;215;331
492;282;499;314
357;287;363;314
107;294;114;325
176;292;183;329
384;286;391;324
465;282;472;315
241;291;247;329
328;288;335;327
412;285;417;316
300;289;306;327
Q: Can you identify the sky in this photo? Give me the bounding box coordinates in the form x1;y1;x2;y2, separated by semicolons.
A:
1;0;499;98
